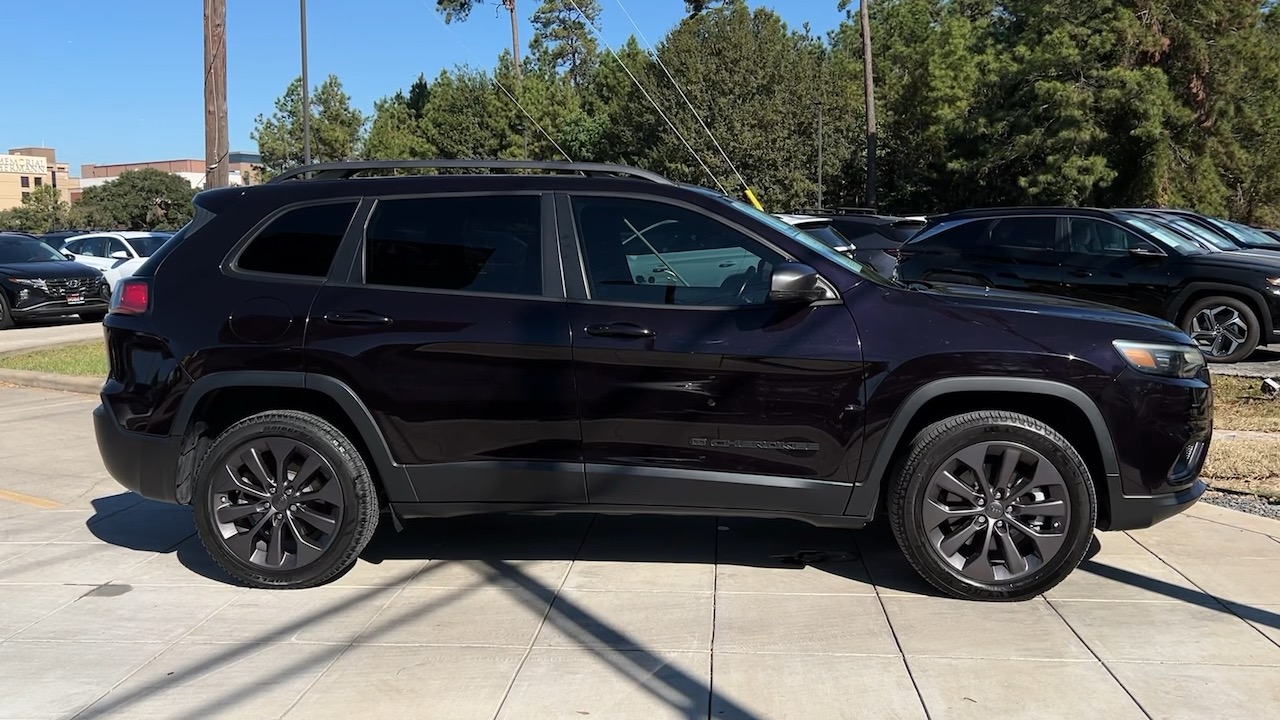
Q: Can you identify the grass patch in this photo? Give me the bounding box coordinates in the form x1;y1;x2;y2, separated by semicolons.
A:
0;342;108;377
1210;374;1280;432
1202;436;1280;501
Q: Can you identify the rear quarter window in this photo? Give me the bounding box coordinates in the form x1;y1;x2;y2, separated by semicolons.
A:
235;201;359;278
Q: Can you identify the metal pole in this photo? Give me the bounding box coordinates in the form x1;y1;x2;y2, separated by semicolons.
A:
300;0;312;166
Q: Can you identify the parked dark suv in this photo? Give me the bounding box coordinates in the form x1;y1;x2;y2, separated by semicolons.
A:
0;232;110;328
94;161;1210;601
896;207;1280;363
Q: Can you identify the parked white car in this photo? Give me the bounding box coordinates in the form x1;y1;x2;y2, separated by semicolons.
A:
59;231;172;290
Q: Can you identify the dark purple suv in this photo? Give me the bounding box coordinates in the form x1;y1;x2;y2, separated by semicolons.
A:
93;160;1211;601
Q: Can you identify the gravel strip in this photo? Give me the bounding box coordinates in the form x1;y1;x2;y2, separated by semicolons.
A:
1201;489;1280;521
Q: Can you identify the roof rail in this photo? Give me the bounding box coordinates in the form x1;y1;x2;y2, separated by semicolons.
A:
266;159;676;185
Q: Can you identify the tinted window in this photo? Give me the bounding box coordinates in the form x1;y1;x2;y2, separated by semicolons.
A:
108;238;130;257
364;195;542;295
33;177;43;187
79;236;108;257
1065;218;1156;254
1122;217;1211;255
63;239;82;254
910;218;994;248
988;217;1058;250
572;196;785;306
130;236;170;257
238;202;357;277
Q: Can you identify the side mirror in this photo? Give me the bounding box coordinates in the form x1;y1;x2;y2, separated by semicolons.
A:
1128;247;1163;258
110;250;130;260
60;250;75;260
768;263;828;304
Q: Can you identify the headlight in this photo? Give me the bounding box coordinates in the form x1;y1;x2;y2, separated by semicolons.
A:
10;278;47;291
1113;340;1205;378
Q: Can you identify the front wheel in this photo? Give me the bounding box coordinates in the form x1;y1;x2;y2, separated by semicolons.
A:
192;410;380;589
0;292;14;330
1181;296;1259;364
887;411;1096;601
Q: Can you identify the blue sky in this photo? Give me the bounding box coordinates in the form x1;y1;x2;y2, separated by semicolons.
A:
1;1;847;174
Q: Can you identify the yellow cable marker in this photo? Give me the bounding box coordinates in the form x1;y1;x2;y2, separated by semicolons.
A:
744;186;764;211
0;488;62;510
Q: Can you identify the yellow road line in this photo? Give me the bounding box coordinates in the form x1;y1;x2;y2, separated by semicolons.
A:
0;488;62;509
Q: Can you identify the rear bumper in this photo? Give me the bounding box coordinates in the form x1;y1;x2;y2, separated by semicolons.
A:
93;401;182;504
1100;478;1205;531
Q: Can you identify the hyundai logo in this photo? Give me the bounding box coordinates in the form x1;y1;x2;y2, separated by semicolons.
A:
66;279;81;290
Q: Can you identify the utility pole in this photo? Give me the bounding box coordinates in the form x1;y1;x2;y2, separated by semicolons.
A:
504;0;521;80
860;0;877;209
300;0;312;166
816;100;824;210
203;0;229;189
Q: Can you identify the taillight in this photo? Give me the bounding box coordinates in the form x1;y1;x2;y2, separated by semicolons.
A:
110;278;150;315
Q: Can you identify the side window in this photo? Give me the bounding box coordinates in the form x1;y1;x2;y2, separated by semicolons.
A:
987;217;1059;250
571;196;785;306
1066;218;1157;255
237;201;358;278
108;238;130;257
79;237;108;257
911;218;993;249
63;239;82;254
364;195;542;296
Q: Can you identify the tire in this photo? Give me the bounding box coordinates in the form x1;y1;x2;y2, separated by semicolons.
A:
79;312;107;323
887;411;1096;602
0;293;14;330
193;410;380;589
1180;295;1260;364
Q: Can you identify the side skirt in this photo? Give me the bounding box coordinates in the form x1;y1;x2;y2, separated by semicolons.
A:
389;501;868;529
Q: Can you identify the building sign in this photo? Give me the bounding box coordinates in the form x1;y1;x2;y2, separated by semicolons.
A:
0;154;48;175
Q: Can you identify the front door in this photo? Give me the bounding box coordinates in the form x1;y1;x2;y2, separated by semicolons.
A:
560;193;865;516
1058;216;1170;317
306;192;585;505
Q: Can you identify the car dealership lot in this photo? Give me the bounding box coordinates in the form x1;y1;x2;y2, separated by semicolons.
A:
1;385;1279;719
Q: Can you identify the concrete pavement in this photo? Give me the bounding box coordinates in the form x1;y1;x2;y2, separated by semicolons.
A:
0;320;103;357
1;385;1279;719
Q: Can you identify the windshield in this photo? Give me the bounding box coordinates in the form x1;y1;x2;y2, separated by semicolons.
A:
1123;217;1213;255
697;189;898;286
0;237;69;264
1221;219;1280;247
130;235;171;257
1155;216;1237;251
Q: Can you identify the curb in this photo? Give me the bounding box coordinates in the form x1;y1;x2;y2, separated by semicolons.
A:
0;368;102;395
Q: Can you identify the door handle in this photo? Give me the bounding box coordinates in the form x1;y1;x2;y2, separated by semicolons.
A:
585;322;656;339
718;262;736;268
323;310;393;326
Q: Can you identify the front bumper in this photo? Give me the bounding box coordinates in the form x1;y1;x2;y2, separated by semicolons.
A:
12;298;109;318
1100;478;1205;531
94;400;182;504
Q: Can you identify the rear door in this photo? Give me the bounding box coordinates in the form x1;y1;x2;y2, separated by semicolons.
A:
898;215;1066;294
71;235;113;272
306;192;585;506
560;193;865;515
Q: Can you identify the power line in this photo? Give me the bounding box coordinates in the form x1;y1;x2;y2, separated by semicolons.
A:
418;0;573;162
610;0;750;191
565;0;728;194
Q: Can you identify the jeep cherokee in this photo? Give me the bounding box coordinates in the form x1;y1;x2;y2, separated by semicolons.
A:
93;160;1211;601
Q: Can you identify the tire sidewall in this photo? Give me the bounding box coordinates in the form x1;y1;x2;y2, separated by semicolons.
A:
1182;296;1259;364
193;414;371;587
0;292;14;329
897;418;1096;600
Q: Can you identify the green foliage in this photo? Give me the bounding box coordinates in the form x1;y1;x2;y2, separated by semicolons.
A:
251;75;365;179
0;186;79;234
257;1;1280;222
76;169;196;231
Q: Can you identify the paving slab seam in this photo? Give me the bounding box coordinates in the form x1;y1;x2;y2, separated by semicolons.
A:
1124;532;1280;651
706;517;721;720
713;590;880;597
489;514;596;720
1044;597;1154;719
859;536;933;720
68;587;249;719
1181;513;1280;542
0;587;86;642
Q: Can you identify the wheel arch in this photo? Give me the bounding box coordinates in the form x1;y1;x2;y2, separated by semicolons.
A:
845;377;1120;527
170;371;413;505
1168;282;1272;339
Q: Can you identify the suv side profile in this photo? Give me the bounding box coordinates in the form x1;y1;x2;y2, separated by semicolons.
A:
95;161;1210;601
896;207;1280;363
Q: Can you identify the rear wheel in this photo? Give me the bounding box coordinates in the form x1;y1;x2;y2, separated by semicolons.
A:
1181;296;1259;364
888;411;1096;601
193;410;379;589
